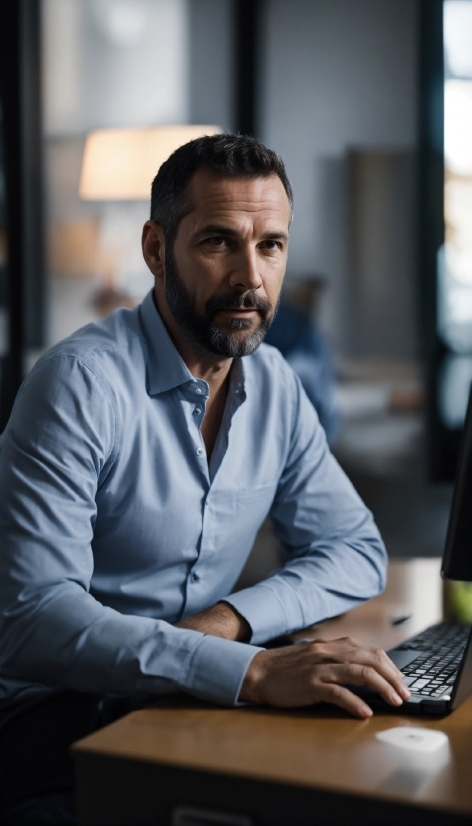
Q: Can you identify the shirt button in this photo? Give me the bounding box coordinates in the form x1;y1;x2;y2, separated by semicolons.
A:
206;497;211;505
193;407;201;415
196;447;204;456
196;387;203;395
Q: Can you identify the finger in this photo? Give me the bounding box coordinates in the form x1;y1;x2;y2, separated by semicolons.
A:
315;641;409;700
367;646;405;681
365;649;410;699
333;639;405;681
304;638;372;664
311;636;372;655
327;663;404;707
312;637;394;666
314;682;373;719
334;636;372;650
342;647;410;700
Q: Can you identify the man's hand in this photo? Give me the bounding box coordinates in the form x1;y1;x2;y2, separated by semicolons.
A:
239;637;410;719
176;602;251;642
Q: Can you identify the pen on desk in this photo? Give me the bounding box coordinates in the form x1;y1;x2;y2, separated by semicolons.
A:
391;614;413;626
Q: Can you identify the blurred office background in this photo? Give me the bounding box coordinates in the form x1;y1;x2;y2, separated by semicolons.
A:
0;0;471;580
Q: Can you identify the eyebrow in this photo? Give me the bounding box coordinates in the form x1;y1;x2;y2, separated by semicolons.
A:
192;224;289;243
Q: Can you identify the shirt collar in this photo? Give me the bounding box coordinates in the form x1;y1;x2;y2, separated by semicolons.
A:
138;289;248;397
139;290;194;395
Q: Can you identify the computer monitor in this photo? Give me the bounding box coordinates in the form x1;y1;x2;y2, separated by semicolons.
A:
441;384;472;582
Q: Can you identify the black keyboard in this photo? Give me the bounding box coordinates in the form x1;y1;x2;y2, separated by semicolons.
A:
396;623;470;698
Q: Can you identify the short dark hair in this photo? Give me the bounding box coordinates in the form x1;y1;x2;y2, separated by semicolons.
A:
150;133;293;245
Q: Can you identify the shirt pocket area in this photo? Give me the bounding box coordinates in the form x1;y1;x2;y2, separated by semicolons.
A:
236;482;278;536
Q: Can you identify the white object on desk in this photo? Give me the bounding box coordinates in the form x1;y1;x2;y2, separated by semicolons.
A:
376;726;448;753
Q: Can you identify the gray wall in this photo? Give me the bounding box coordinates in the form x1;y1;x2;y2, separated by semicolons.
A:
259;0;420;356
43;0;189;136
349;150;418;359
189;0;235;132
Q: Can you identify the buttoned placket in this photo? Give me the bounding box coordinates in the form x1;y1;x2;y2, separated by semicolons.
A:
179;371;246;617
178;378;210;611
190;378;209;463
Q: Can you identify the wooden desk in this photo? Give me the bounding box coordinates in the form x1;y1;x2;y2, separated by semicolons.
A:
73;560;472;826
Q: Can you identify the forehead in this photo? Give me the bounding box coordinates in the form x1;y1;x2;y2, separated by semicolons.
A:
184;169;291;228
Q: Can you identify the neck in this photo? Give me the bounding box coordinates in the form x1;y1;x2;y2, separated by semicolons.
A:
153;288;233;394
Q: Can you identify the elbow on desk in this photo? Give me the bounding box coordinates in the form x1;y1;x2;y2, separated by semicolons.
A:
351;528;388;603
370;535;388;598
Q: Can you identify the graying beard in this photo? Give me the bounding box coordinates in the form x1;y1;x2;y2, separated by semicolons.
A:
207;319;269;358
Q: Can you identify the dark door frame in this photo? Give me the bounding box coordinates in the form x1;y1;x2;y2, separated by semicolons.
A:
234;0;262;137
0;0;44;430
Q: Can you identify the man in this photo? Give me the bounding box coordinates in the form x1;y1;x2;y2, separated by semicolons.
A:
0;135;408;823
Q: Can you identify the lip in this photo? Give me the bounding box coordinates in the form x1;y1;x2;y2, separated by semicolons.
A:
218;308;257;316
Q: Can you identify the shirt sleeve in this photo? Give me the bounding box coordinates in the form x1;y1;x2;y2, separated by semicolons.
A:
0;356;260;707
225;369;387;646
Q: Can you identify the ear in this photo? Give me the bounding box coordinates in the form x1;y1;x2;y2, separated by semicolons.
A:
142;220;166;281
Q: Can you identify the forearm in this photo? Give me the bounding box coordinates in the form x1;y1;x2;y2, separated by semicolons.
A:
226;531;387;646
0;583;259;706
176;601;251;641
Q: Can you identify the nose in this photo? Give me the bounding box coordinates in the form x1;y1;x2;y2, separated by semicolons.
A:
228;246;263;292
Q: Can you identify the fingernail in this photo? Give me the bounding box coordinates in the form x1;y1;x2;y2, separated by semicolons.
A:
362;706;373;718
391;692;403;705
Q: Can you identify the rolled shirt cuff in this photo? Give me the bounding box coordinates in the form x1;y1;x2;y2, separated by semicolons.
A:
224;583;305;646
184;633;263;705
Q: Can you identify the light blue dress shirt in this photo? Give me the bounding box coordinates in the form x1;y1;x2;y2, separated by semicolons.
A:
0;291;386;710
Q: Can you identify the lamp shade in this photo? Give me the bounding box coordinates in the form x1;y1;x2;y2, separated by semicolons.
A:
79;125;221;200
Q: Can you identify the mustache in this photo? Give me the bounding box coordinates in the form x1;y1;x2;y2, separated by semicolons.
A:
206;290;272;316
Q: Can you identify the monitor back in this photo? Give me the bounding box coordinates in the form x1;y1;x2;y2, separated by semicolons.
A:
442;386;472;581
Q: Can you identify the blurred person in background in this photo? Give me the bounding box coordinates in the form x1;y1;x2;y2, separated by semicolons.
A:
265;293;339;444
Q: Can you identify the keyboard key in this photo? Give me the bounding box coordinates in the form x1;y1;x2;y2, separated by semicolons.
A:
410;678;430;690
393;623;469;691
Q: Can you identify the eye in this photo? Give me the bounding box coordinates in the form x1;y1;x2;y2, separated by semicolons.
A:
261;239;282;252
206;236;227;247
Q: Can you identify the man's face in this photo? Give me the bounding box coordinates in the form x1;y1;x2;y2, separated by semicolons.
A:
162;170;291;358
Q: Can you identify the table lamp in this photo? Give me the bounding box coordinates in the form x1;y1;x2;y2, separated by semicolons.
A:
79;124;220;315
